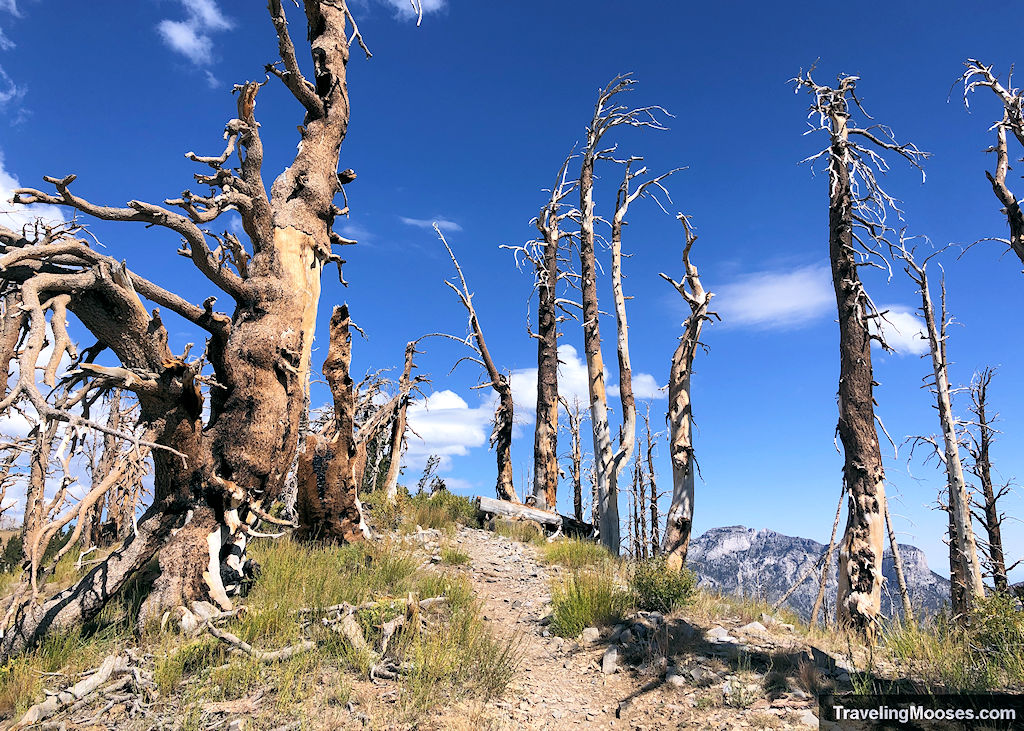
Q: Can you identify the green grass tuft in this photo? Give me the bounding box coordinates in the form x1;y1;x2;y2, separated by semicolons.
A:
549;568;632;638
540;539;613;569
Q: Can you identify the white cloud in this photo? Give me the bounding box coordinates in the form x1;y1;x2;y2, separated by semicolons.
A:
400;216;462;232
873;306;929;356
715;263;834;330
628;372;666;400
157;0;232;70
405;389;493;467
379;0;446;20
0;149;67;231
0;1;18;51
339;221;373;243
510;344;665;422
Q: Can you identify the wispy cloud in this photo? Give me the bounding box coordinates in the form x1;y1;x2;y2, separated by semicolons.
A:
157;0;233;72
378;0;446;20
873;306;928;356
715;263;833;330
405;389;493;470
400;216;462;233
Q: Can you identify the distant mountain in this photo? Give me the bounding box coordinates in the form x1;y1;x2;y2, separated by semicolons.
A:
687;525;951;621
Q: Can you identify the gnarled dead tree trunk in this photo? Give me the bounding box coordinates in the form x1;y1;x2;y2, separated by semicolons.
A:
641;405;662;558
437;227;518;503
506;160;577;511
659;215;715;571
961;60;1024;269
0;0;373;658
966;368;1019;592
894;242;985;611
794;70;927;639
576;77;668;551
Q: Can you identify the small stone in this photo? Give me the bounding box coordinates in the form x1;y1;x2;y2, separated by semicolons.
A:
616;698;633;718
602;646;619;674
227;721;245;731
738;621;767;634
666;670;687;688
705;626;732;642
619;629;634;645
791;689;810;700
797;709;818;727
582;627;601;644
760;612;779;626
689;666;718;686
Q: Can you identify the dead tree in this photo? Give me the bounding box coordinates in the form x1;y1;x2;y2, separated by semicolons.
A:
577;76;668;551
965;368;1019;592
437;227;518;503
883;497;914;621
381;340;422;504
960;60;1024;270
560;394;588;522
641;406;663;557
794;69;928;639
811;484;845;625
0;1;379;658
893;241;985;610
505;159;577;511
659;215;715;570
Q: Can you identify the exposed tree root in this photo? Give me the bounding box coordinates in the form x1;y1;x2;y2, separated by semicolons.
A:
12;652;156;730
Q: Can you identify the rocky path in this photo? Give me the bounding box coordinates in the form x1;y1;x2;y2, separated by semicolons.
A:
443;526;828;730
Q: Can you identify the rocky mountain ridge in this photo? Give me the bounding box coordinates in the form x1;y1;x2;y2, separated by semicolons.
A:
687;525;951;620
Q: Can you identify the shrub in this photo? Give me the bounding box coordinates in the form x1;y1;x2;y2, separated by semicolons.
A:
550;569;631;638
540;539;612;569
629;558;696;613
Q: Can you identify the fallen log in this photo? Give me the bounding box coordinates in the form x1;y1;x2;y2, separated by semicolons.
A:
475;496;596;540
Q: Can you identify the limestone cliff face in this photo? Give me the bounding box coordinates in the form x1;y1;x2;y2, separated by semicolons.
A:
687;525;951;620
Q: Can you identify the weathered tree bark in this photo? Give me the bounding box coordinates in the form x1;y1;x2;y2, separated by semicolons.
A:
811;485;845;626
382;341;418;504
961;60;1024;269
438;228;517;503
883;497;914;621
895;248;985;609
561;395;586;523
660;216;714;571
295;306;366;543
528;165;574;511
476;495;593;538
948;505;968;617
0;1;371;656
966;368;1018;592
795;71;926;639
576;77;668;552
643;410;661;557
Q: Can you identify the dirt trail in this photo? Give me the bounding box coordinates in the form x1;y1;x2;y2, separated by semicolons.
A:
453;527;634;729
446;526;823;730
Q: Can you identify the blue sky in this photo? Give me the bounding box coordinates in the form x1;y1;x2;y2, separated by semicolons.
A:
1;0;1022;581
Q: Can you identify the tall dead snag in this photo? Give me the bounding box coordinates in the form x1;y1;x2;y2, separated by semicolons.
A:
966;368;1019;592
659;215;715;571
296;306;365;543
298;319;428;536
507;160;577;510
437;226;518;503
560;395;587;522
882;498;914;620
960;60;1024;270
641;405;662;557
794;70;928;638
894;242;985;611
577;76;668;551
0;0;373;657
811;485;846;626
382;340;421;504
